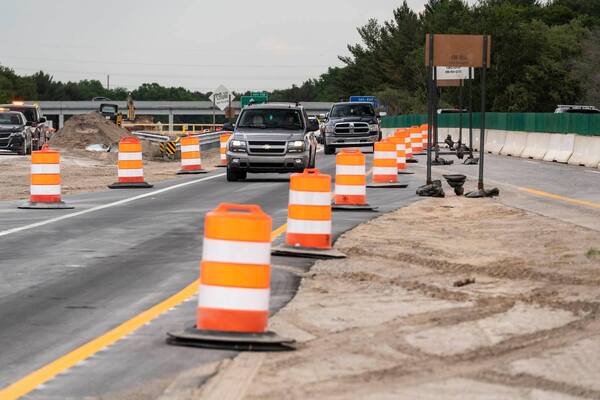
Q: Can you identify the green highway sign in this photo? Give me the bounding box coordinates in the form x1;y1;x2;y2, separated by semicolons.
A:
241;94;269;108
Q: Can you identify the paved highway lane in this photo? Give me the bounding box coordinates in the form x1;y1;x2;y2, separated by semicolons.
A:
0;151;421;399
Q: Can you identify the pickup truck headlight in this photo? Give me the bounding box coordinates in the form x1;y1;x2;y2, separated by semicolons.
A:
229;139;247;152
325;125;335;134
369;124;379;132
288;140;305;153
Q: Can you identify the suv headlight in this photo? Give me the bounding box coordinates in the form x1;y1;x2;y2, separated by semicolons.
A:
229;139;247;152
369;124;379;132
9;131;25;138
288;140;305;153
325;125;335;134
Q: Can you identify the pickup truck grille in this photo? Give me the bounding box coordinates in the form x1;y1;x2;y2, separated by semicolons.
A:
334;122;370;135
248;140;286;155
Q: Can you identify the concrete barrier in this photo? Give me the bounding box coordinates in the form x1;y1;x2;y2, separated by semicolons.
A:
484;130;507;154
521;132;551;160
500;132;528;157
543;134;575;163
567;135;600;168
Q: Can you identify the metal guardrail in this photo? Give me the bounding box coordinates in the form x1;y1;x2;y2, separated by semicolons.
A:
133;130;225;152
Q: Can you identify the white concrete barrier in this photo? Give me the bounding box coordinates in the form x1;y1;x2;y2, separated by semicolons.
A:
567;135;600;168
484;130;507;154
543;134;575;163
521;132;551;160
500;132;528;157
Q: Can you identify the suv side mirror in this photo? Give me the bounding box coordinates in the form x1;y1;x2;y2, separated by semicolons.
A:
39;117;47;123
25;121;33;127
222;122;234;132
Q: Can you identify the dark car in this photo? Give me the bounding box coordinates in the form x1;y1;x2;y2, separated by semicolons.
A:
321;102;381;154
224;103;319;181
0;103;49;151
0;111;32;155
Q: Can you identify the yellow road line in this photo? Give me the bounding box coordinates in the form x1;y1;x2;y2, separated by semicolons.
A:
520;187;600;209
0;222;289;400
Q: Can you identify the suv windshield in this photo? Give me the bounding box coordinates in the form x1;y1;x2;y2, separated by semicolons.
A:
238;108;304;130
330;104;375;118
0;113;23;125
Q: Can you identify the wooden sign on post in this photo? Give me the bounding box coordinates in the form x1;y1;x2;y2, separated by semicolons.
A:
425;34;491;67
436;79;462;87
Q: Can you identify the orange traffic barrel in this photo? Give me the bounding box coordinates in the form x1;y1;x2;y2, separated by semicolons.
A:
333;149;376;211
177;134;207;174
367;141;408;188
167;203;295;351
108;136;153;189
18;144;73;209
197;203;272;333
271;169;346;259
285;168;332;249
217;133;231;167
410;125;423;153
420;124;430;148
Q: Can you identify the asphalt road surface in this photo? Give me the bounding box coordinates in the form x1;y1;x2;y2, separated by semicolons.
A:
0;149;598;399
0;150;421;399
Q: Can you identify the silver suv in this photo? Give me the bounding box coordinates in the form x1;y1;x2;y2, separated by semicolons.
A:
224;103;319;182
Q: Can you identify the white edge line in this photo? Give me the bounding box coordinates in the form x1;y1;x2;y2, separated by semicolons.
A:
0;173;226;238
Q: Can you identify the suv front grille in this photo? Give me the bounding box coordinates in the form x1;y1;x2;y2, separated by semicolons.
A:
334;122;370;135
248;140;286;155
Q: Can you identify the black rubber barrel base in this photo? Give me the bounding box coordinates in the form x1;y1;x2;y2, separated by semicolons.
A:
167;327;295;352
108;182;154;189
271;244;346;259
367;182;408;189
18;201;74;210
332;203;378;211
176;169;208;175
406;158;418;163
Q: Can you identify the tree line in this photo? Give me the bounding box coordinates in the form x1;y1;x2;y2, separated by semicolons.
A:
269;0;600;113
1;0;599;113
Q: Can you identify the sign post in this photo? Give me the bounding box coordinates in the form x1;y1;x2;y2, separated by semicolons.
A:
421;34;497;198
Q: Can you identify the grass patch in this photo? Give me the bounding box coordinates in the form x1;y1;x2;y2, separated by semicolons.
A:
586;248;600;259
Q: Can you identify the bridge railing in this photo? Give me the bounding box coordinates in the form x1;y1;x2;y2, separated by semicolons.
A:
122;123;224;136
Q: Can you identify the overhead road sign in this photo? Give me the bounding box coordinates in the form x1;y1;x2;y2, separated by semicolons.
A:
241;93;268;108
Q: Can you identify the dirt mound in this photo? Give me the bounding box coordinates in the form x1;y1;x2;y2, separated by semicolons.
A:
50;112;129;149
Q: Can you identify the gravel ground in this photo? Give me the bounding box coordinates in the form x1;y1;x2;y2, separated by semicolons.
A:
193;196;600;400
0;148;220;201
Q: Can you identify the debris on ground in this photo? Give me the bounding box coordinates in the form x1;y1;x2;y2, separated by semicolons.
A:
453;277;476;287
49;112;129;149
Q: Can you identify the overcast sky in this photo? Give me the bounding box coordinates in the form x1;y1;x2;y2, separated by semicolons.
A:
1;0;433;93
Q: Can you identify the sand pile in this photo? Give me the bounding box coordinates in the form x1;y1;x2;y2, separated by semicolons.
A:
50;112;129;149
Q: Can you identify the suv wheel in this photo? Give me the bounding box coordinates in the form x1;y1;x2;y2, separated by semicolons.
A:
324;145;335;155
227;168;247;182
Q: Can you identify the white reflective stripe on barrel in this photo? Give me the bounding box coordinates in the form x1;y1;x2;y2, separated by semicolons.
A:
30;185;61;195
181;145;199;152
202;238;271;265
335;165;365;175
197;284;270;311
119;152;143;161
374;151;396;159
335;184;366;195
181;158;202;166
288;190;331;206
287;218;332;234
118;168;144;177
31;164;60;174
